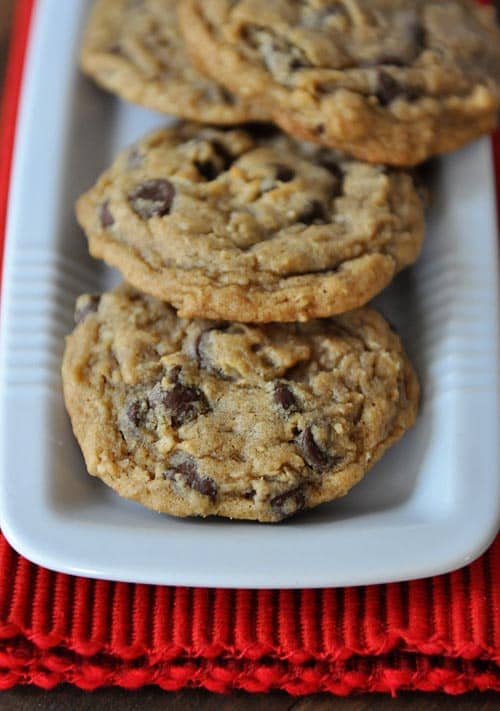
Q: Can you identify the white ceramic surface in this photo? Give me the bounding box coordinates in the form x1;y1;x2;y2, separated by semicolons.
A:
0;0;499;588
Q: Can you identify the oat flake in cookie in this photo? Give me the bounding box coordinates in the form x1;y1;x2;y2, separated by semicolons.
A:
76;123;425;323
179;0;500;165
80;0;266;123
62;284;419;523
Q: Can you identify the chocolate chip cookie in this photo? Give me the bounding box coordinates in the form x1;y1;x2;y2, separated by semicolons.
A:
62;283;419;522
80;0;266;123
179;0;500;165
76;123;425;322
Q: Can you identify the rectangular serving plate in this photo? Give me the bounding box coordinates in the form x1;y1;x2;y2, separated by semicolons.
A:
0;0;499;589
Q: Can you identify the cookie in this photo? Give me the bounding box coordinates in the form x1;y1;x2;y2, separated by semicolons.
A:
62;284;419;523
76;123;425;323
179;0;500;165
80;0;266;123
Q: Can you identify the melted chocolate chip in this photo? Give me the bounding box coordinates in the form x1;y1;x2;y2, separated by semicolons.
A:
376;71;420;106
270;487;305;519
127;399;147;427
296;426;330;470
298;200;328;225
128;179;175;219
99;201;114;228
273;384;298;412
161;383;209;427
74;294;101;324
164;453;217;502
274;164;295;182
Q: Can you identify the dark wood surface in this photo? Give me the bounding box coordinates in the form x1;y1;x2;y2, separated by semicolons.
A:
1;688;500;711
0;2;498;709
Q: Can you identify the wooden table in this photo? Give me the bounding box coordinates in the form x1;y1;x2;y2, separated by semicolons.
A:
0;3;497;709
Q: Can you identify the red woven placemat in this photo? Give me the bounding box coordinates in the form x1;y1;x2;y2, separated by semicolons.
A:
0;0;499;696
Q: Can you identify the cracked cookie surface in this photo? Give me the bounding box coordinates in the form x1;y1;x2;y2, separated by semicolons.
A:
179;0;500;165
62;284;419;522
76;123;424;322
80;0;266;123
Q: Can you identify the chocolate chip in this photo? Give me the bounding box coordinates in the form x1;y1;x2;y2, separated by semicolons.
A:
271;487;305;519
314;124;325;135
128;179;175;219
164;453;217;502
99;201;114;228
127;399;147;427
273;384;298;412
298;200;328;225
160;383;209;427
376;71;420;106
194;476;217;500
274;164;295;182
74;294;101;324
290;57;308;70
296;426;330;470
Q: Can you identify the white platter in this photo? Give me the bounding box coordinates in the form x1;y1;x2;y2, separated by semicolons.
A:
0;0;499;589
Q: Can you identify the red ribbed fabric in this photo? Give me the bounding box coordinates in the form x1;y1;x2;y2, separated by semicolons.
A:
0;534;498;693
0;0;499;695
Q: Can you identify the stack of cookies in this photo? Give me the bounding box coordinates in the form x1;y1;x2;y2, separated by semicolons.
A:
62;0;500;522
